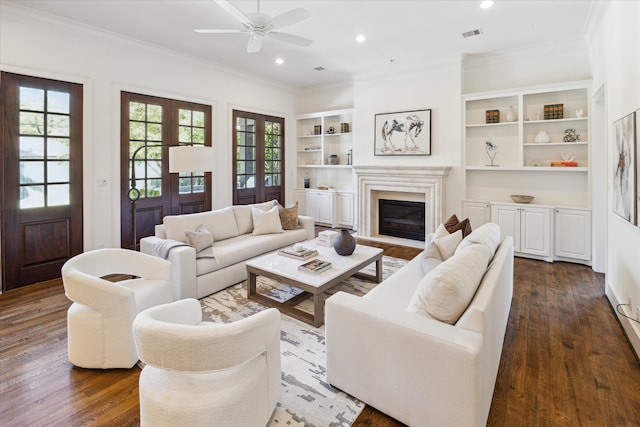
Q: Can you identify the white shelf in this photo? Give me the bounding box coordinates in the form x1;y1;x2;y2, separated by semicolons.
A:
465;166;588;172
463;81;591;207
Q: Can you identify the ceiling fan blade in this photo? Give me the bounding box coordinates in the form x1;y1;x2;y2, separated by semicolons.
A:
247;35;263;53
270;8;310;29
194;29;245;34
214;0;253;27
268;31;313;47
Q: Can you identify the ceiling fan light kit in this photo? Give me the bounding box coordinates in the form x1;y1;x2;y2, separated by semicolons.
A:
195;0;312;53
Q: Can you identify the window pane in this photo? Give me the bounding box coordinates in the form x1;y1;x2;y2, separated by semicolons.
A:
272;173;280;186
20;185;45;209
20;161;44;184
47;161;69;182
130;122;145;140
130;102;146;120
272;147;280;160
134;161;145;180
178;126;191;143
147;179;162;197
147;105;162;122
236;117;246;131
47;114;70;137
147;160;161;178
193;111;205;127
193;176;204;193
20;112;45;135
47;91;70;114
147;146;162;160
47;138;70;159
20;137;44;159
20;87;44;111
47;184;69;206
265;122;272;133
237;160;245;174
179;109;191;126
192;127;204;144
147;123;162;141
179;177;191;194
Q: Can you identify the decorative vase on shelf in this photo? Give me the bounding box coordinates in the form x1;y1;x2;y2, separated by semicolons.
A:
506;106;516;122
333;229;356;256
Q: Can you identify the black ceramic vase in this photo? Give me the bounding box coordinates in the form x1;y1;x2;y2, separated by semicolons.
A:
333;229;356;256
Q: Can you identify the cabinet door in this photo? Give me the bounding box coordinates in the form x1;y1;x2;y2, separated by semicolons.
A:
462;201;491;229
555;208;591;261
336;192;354;227
491;205;521;252
520;207;552;257
306;191;321;221
318;192;334;224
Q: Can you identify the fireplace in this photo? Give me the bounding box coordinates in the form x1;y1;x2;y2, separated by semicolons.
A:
352;166;450;242
379;199;426;241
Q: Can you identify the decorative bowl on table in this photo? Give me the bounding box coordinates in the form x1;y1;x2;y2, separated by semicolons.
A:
510;195;534;204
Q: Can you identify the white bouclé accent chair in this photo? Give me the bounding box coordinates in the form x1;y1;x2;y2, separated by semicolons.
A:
62;248;174;369
133;299;281;427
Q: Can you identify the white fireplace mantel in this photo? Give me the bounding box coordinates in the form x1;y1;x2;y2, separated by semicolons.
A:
352;166;451;241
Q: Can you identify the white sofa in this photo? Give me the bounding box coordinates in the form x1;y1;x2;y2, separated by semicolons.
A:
325;223;514;427
140;200;315;300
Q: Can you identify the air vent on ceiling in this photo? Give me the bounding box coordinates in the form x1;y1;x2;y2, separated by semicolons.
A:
462;28;483;38
313;66;325;71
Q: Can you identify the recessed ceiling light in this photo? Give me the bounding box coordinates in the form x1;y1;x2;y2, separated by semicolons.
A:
356;34;366;43
480;0;494;9
275;58;284;65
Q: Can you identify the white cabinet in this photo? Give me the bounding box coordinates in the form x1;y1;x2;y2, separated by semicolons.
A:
492;203;553;262
336;192;354;227
555;208;591;263
305;190;336;227
462;200;491;229
463;81;590;208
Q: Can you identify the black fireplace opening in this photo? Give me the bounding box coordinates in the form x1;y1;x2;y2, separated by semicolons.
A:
378;199;426;241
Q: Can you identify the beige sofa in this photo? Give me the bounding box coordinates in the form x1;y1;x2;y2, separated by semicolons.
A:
325;223;514;427
141;200;314;299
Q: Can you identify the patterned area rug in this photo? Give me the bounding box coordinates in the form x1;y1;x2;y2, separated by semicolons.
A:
199;255;407;427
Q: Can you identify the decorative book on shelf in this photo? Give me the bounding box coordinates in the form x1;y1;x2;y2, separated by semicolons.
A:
550;161;578;167
298;259;332;274
278;247;319;260
485;109;500;124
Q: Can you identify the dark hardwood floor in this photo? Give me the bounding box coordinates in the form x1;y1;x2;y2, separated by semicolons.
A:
1;240;639;426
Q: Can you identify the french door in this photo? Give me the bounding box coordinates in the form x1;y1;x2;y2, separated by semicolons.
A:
233;110;284;205
1;72;83;291
120;92;212;249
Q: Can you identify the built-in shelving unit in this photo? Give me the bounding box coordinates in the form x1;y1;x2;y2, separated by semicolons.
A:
462;81;592;265
463;81;590;207
295;109;355;228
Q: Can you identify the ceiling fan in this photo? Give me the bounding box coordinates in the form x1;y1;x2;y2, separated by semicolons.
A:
195;0;313;53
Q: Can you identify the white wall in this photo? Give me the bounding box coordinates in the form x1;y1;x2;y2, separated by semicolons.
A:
588;0;640;357
0;4;297;250
352;62;464;217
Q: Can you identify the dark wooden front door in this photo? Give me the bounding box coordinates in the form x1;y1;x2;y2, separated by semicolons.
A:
1;72;83;291
233;110;284;205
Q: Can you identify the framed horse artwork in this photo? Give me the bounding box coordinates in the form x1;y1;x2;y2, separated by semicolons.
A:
374;108;431;156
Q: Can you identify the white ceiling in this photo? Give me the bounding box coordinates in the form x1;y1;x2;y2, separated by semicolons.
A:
4;0;594;90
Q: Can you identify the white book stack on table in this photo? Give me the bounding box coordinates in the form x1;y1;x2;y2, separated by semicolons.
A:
316;230;339;247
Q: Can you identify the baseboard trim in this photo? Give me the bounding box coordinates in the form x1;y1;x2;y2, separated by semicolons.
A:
605;282;640;360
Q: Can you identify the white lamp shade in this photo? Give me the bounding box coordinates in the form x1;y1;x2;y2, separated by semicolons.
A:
169;146;214;173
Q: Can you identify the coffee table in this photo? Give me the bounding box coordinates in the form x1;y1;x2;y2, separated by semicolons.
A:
246;240;383;327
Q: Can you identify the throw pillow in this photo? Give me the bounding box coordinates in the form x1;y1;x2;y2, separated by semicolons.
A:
251;206;284;235
407;243;492;324
447;217;473;238
434;230;462;260
443;214;460;231
185;224;214;252
276;200;301;230
420;241;444;275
